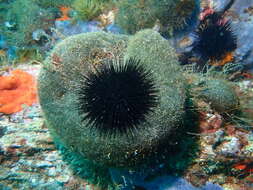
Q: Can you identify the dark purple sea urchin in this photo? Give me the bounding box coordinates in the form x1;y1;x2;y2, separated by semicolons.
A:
77;58;158;134
192;12;237;61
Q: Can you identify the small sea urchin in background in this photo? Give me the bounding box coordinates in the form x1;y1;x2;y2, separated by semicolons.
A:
77;58;158;134
192;12;237;62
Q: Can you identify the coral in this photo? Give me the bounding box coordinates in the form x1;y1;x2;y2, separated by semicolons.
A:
38;30;189;188
0;69;37;114
115;0;198;35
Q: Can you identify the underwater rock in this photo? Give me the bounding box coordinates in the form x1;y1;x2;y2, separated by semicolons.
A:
110;171;224;190
243;133;253;154
0;110;79;189
213;130;225;145
54;20;123;38
105;24;123;34
217;137;241;156
4;21;16;30
54;20;102;36
32;29;50;45
0;126;7;138
233;20;253;71
239;80;253;90
0;35;7;49
213;0;233;12
6;46;17;60
35;182;64;190
214;0;253;71
34;160;54;168
0;35;17;60
201;182;224;190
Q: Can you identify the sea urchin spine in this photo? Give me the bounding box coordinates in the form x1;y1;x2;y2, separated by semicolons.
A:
77;58;158;134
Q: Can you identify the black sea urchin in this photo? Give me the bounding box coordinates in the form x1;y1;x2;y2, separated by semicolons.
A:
78;58;158;134
192;14;237;61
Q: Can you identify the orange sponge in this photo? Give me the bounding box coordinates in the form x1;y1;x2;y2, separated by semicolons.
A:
0;69;37;114
56;6;71;21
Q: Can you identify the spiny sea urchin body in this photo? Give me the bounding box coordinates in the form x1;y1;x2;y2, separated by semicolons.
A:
192;12;237;61
78;58;158;134
38;29;187;180
115;0;199;35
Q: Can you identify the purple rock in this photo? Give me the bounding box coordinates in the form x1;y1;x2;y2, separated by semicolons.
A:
55;20;102;36
106;24;123;34
214;0;253;71
109;168;224;190
0;35;7;49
